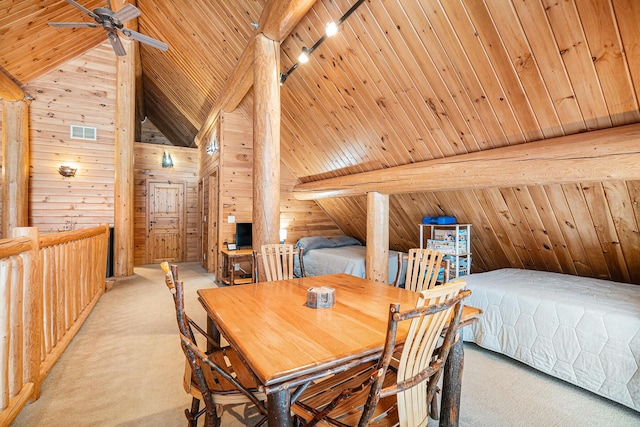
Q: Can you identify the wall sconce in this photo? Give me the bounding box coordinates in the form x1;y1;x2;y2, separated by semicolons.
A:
279;228;288;244
280;0;366;85
162;151;174;168
58;165;77;177
206;135;219;156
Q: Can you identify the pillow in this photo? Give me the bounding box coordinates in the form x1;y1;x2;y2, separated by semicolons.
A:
295;236;337;253
330;235;362;247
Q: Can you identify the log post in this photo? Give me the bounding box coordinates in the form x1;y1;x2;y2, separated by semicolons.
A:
2;100;30;238
366;192;389;283
11;227;41;400
252;33;281;281
114;38;135;277
440;331;464;426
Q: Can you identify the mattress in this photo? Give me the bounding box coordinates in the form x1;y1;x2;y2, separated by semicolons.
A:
462;268;640;411
299;245;407;286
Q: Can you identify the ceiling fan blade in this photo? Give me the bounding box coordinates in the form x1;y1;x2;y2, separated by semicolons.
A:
113;4;141;24
48;21;98;28
64;0;100;20
121;28;168;51
107;31;127;56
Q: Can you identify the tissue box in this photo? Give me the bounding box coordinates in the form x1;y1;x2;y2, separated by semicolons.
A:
306;287;336;308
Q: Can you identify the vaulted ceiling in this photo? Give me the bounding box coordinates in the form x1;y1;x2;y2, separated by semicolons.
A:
2;0;640;283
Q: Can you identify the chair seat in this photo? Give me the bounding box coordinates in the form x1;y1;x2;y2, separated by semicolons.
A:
184;345;267;404
292;362;404;427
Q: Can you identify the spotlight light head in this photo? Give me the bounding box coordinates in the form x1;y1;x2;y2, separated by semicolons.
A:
326;22;339;37
298;47;310;64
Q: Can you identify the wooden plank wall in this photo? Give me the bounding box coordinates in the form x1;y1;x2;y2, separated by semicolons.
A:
198;104;343;278
20;43;116;234
133;140;199;265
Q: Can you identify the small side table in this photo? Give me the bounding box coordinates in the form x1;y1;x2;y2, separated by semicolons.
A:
220;248;254;285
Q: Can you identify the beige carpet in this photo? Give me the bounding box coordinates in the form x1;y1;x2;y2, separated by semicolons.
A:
11;263;640;426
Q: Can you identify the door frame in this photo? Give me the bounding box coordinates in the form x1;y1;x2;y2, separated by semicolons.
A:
207;169;219;273
146;179;187;264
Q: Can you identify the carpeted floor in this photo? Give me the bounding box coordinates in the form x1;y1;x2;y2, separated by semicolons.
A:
11;263;640;426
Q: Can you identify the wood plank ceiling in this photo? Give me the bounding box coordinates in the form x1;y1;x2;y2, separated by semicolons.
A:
2;0;640;283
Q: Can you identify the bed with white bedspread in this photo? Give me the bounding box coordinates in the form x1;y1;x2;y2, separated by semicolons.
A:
462;268;640;411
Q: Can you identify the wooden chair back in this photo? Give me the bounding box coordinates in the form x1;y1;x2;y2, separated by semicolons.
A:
292;280;470;427
161;262;267;427
392;248;448;291
253;244;305;282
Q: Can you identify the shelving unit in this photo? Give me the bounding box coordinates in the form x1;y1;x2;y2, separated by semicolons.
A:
419;223;471;279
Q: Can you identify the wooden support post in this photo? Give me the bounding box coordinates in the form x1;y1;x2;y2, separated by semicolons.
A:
114;38;135;277
366;192;389;283
11;227;41;400
252;33;281;281
440;332;464;426
2;100;30;237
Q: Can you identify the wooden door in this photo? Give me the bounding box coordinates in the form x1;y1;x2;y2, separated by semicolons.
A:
148;181;186;263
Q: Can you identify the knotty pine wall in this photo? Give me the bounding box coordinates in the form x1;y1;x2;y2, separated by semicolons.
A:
20;43;116;234
198;105;343;278
133;140;199;265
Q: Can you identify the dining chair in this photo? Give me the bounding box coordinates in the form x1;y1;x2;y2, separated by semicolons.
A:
291;280;470;427
253;243;305;282
161;262;267;427
392;248;449;291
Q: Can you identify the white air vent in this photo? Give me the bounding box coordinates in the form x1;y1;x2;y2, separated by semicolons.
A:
70;125;97;140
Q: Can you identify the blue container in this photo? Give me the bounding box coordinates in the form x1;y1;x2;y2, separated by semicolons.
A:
422;216;456;225
421;216;438;224
437;216;456;224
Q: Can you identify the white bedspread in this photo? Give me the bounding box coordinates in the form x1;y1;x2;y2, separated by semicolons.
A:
301;245;406;286
462;268;640;412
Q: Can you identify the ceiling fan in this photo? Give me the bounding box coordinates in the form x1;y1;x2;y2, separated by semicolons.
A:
48;0;168;56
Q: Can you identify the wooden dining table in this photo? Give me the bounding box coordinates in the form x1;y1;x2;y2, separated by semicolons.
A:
198;273;480;426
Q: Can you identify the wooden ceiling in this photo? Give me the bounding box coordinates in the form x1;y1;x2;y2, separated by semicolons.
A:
2;0;640;283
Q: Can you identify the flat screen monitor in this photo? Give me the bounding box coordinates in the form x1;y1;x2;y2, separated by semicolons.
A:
235;222;252;249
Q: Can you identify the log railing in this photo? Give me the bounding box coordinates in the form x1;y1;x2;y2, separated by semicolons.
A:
0;224;109;426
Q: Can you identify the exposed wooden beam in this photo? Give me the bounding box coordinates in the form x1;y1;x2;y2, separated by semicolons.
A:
194;0;317;146
294;124;640;200
195;39;255;147
259;0;317;41
0;69;24;101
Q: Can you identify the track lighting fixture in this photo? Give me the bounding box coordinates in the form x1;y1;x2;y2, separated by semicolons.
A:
298;47;310;63
325;22;339;37
280;0;366;85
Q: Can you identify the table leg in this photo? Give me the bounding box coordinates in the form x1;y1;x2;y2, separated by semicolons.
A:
440;331;464;426
206;315;220;353
267;389;292;427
